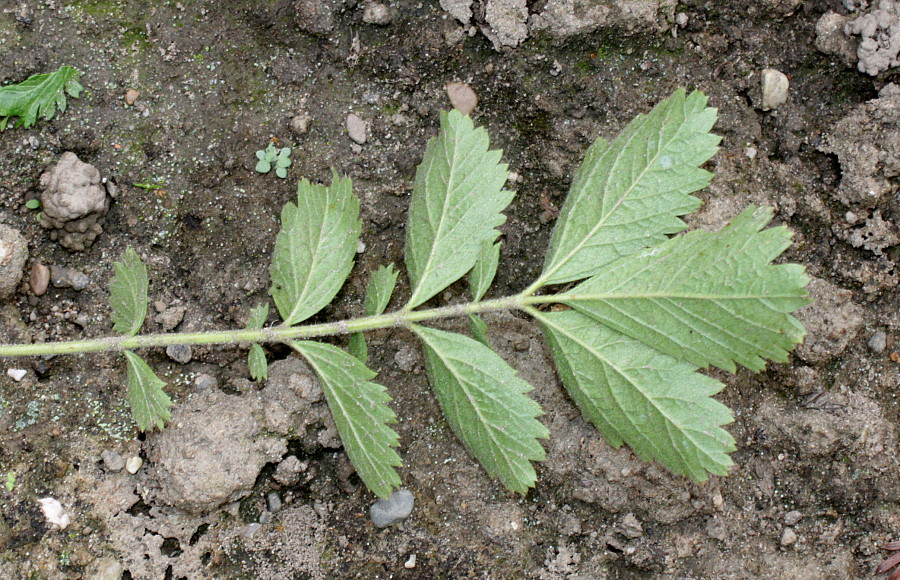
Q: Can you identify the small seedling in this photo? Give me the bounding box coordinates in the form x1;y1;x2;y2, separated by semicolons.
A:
4;472;14;492
132;181;165;190
0;65;82;130
255;142;292;178
0;90;809;497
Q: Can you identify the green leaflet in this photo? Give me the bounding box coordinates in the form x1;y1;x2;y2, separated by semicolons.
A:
350;264;399;362
536;309;734;481
109;247;148;337
469;240;501;301
468;314;490;347
413;325;548;494
560;206;809;373
246;303;269;380
124;351;172;432
291;340;402;498
539;89;720;286
0;65;82;130
405;110;513;308
270;175;361;326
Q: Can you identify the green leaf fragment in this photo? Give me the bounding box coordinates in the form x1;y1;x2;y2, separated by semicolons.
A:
275;156;291;169
291;340;402;498
468;313;489;347
469;240;500;301
405;109;514;308
109;247;149;337
348;332;368;362
0;65;82;130
540;89;720;286
255;160;271;173
413;325;548;494
246;303;269;329
25;199;40;210
560;206;809;373
537;309;735;481
270;174;361;326
364;264;398;316
248;344;268;381
124;351;172;432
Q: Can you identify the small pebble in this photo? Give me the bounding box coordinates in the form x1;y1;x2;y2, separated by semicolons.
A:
38;497;70;529
362;2;392;25
274;456;308;486
30;261;50;296
290;113;312;135
258;512;271;525
760;68;789;111
242;523;262;538
7;368;26;381
369;489;414;528
267;492;282;512
124;89;140;106
445;82;477;115
404;554;417;569
346;113;368;144
125;456;143;474
193;373;218;391
155;306;186;332
166;344;193;364
50;265;90;291
712;491;724;509
780;527;797;546
784;510;802;526
868;331;887;354
101;449;126;472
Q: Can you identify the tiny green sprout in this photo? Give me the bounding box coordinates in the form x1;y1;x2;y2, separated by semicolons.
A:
132;181;165;190
255;142;292;178
24;198;40;210
4;472;14;492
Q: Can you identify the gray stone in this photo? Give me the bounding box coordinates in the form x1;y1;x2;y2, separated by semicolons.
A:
868;331;888;353
760;68;789;111
290;113;312;135
166;344;193;364
50;265;90;290
274;455;308;486
267;492;282;512
369;489;414;528
780;527;798;546
784;510;803;526
362;2;392;25
101;449;126;472
0;225;27;300
346;113;367;144
193;373;218;390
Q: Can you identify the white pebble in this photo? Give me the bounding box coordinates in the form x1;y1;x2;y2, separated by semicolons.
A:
404;554;417;569
346;113;368;144
780;527;797;546
125;456;144;474
7;369;26;381
38;498;71;529
760;68;789;111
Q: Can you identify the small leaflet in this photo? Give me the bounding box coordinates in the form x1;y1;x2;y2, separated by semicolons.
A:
405;110;513;308
124;351;172;432
467;240;500;346
413;325;548;494
291;340;402;498
270;175;361;326
537;309;734;481
109;247;149;337
350;264;398;362
246;303;269;380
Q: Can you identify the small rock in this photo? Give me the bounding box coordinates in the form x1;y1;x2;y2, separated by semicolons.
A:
274;456;308;486
101;450;126;472
290;113;312;135
618;513;644;539
30;261;50;296
38;497;70;529
404;554;417;569
7;368;26;382
88;558;124;580
193;373;218;391
868;331;888;354
124;89;140;106
267;491;282;512
394;344;418;372
0;225;28;300
780;527;797;546
39;152;110;251
445;82;478;115
675;12;689;27
760;68;789;111
166;344;193;364
125;456;143;474
712;491;724;509
784;510;803;526
155;306;186;332
362;2;393;25
50;265;90;291
242;523;262;538
369;489;414;528
346;113;368;144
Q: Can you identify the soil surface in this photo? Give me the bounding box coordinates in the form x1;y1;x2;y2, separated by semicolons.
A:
1;0;899;578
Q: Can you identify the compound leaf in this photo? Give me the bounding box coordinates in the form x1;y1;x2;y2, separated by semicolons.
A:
270;175;360;326
560;206;809;373
0;65;82;130
291;340;402;498
109;247;148;337
536;309;734;481
540;89;720;286
413;325;548;494
405;110;513;308
124;351;171;432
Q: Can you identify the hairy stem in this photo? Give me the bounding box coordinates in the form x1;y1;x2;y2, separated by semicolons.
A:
0;294;557;357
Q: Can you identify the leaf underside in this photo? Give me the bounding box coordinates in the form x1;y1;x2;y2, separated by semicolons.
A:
540;89;720;286
291;340;402;498
538;309;735;481
124;351;172;432
109;247;149;337
270;175;361;326
246;303;269;380
0;65;82;130
405;110;513;308
350;264;399;362
560;206;809;373
413;325;548;494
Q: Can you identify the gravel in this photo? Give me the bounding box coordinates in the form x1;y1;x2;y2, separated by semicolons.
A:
369;489;414;528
